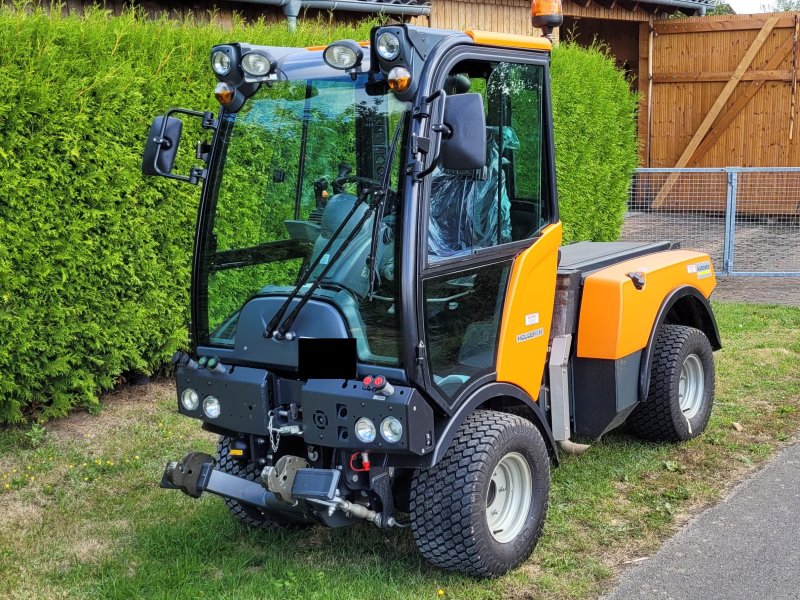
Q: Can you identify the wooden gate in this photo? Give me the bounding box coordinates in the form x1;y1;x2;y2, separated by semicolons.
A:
638;12;800;212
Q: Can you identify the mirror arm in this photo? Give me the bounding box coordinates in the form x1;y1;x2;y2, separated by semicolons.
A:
148;107;218;185
412;90;448;181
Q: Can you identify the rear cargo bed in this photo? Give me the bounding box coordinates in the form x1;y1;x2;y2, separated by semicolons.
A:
552;241;676;339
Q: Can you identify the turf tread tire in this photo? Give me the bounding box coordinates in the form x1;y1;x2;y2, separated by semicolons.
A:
410;410;550;578
628;324;714;442
214;437;293;531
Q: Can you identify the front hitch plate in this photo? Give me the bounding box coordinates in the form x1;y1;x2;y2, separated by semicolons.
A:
260;455;309;503
162;451;214;498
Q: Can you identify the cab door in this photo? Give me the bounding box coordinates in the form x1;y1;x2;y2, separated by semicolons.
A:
415;48;561;413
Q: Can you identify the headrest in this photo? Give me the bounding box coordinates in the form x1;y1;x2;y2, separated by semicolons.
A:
444;74;471;95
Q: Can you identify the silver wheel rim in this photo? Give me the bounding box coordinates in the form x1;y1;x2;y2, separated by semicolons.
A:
679;353;705;420
486;452;533;543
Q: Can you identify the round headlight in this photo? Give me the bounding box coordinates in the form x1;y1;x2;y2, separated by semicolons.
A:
242;52;273;77
380;417;403;444
354;417;376;443
212;50;231;76
376;32;401;61
203;395;221;419
323;41;363;70
388;66;412;93
180;388;199;411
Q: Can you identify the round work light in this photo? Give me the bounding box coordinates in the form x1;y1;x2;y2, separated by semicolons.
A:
180;388;199;411
380;417;403;444
203;395;221;419
211;50;231;76
354;417;377;443
376;32;401;61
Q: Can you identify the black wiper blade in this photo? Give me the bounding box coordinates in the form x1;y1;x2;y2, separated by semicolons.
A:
366;116;406;299
274;202;376;339
276;112;408;338
264;185;377;339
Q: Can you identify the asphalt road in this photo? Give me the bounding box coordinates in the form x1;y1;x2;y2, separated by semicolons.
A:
604;438;800;600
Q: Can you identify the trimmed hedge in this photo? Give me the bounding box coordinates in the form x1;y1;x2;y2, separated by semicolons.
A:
0;7;637;422
551;42;639;243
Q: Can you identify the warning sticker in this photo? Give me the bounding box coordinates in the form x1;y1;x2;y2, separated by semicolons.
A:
525;313;540;326
695;261;712;279
687;261;712;279
516;328;544;343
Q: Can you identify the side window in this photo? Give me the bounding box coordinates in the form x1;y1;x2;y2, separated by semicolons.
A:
427;60;547;261
423;262;511;402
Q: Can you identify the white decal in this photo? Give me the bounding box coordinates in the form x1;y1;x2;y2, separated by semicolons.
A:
525;313;540;326
687;264;697;273
516;327;545;343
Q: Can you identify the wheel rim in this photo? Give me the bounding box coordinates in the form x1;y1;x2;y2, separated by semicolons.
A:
485;452;533;544
679;353;705;420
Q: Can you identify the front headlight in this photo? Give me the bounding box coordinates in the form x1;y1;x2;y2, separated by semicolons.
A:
242;52;273;77
180;388;199;411
203;395;221;419
212;50;231;76
323;40;363;70
354;417;376;443
376;32;401;61
380;416;403;443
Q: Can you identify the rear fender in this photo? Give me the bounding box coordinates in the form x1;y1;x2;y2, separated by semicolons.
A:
639;286;721;400
428;381;558;468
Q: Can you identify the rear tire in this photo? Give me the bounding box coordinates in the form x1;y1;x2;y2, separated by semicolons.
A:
410;410;550;578
628;324;715;442
215;437;300;531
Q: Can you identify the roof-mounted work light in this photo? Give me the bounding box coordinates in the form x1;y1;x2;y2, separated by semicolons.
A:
211;49;233;76
241;51;275;78
376;31;401;61
531;0;563;38
323;40;364;71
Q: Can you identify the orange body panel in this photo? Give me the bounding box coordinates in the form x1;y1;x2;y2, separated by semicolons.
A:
465;30;552;52
577;250;717;360
495;222;562;400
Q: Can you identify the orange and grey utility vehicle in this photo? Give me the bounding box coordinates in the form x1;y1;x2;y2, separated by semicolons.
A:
143;5;720;577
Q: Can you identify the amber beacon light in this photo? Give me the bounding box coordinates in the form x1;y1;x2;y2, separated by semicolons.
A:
531;0;563;38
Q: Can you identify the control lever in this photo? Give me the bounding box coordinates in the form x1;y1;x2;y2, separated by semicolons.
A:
313;177;329;209
332;162;352;194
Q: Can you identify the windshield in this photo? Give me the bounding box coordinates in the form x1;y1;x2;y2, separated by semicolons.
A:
198;74;409;366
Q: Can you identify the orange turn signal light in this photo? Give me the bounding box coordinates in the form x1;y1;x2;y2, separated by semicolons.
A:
388;66;412;93
214;82;235;106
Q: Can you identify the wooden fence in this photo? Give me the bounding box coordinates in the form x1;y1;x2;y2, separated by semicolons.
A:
639;12;800;171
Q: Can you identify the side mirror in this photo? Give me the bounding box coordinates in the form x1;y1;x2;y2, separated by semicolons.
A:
142;116;182;177
439;93;486;171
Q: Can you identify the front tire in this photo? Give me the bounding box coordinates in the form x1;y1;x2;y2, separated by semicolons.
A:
215;437;300;531
628;324;715;442
410;410;550;578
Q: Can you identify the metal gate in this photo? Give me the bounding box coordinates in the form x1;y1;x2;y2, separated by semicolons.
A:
622;167;800;276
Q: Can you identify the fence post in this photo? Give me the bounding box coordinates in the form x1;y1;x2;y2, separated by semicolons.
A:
722;169;738;276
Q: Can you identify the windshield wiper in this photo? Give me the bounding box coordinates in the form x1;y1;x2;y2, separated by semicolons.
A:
273;201;378;339
264;183;378;339
366;119;405;300
274;118;406;339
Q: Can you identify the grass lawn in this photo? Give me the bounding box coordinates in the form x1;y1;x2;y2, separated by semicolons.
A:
1;302;799;599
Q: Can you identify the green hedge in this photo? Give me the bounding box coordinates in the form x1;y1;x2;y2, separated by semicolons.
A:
551;42;639;243
0;7;636;423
